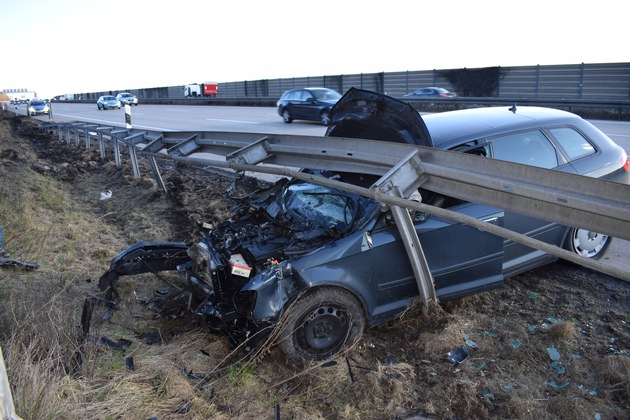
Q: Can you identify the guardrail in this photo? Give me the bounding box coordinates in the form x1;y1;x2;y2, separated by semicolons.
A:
38;121;630;287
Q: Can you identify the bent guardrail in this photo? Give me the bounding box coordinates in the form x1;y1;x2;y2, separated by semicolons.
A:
39;121;630;289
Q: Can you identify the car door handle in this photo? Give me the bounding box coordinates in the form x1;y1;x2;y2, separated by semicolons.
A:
483;216;499;225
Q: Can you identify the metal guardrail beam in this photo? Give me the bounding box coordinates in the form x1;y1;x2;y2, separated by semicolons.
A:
39;122;630;286
40;122;630;242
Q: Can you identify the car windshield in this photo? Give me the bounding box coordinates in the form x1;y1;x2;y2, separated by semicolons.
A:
120;94;132;98
281;182;357;231
31;101;45;106
311;90;341;101
103;96;115;100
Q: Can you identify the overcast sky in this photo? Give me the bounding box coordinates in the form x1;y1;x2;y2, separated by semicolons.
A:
1;0;626;99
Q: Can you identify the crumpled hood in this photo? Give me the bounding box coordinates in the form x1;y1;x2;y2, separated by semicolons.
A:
325;88;433;148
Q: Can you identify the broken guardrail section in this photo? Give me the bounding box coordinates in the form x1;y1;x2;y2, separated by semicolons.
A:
39;122;630;298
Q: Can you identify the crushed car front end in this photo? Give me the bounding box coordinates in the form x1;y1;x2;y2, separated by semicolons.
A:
98;175;375;348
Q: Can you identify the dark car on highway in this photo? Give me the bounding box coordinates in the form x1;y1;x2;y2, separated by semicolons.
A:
403;87;457;98
100;89;628;366
97;95;121;110
276;87;341;126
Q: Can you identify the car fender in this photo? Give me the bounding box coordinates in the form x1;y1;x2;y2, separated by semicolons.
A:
242;235;375;324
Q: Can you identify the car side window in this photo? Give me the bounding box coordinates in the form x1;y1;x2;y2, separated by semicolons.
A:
548;127;595;161
488;130;558;169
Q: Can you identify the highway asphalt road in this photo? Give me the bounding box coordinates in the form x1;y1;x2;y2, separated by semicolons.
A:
15;101;630;276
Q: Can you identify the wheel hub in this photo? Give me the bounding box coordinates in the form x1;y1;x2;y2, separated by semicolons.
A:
573;229;608;257
300;306;348;351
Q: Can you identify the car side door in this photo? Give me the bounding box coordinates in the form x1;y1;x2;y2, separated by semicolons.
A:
360;200;504;323
290;90;312;119
484;129;577;274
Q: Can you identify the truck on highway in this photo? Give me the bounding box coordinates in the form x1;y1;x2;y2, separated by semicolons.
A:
184;82;218;98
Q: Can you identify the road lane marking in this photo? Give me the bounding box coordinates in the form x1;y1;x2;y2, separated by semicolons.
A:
205;118;260;124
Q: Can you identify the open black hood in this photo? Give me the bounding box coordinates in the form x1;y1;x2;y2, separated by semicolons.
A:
325;88;433;148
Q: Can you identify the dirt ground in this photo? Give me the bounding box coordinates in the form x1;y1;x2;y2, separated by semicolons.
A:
0;113;629;419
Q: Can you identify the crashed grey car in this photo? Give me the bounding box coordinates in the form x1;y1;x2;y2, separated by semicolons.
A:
98;89;629;366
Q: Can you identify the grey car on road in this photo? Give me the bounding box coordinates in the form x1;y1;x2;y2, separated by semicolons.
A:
97;95;121;110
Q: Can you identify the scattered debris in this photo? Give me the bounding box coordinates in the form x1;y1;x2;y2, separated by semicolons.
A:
125;357;135;371
545;381;570;389
462;332;478;348
547;347;561;361
88;336;132;350
509;340;522;349
0;226;38;269
446;346;469;366
0;258;38;270
99;190;112;201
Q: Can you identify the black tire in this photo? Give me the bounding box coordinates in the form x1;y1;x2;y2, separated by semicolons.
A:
320;110;331;126
278;287;365;366
563;227;610;260
281;109;293;123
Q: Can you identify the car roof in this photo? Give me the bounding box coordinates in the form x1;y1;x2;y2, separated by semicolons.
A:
283;87;334;93
422;106;583;149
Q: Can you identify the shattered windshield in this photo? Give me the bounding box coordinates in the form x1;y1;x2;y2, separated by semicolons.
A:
282;182;357;231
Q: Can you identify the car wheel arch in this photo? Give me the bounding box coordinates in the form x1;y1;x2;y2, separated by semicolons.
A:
281;108;293;123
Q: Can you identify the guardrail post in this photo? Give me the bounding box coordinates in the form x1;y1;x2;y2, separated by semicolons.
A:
74;127;80;147
371;151;437;311
113;138;121;167
147;156;167;193
128;144;140;177
84;129;91;149
97;132;105;159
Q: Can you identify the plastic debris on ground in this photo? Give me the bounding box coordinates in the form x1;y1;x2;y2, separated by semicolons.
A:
446;345;469;366
99;190;112;201
547;346;561;361
462;333;478;348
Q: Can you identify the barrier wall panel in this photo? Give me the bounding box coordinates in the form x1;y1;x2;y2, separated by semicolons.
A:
71;63;630;102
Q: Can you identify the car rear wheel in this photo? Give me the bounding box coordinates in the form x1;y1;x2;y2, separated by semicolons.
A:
320;110;331;126
563;227;610;259
281;109;293;123
278;287;365;367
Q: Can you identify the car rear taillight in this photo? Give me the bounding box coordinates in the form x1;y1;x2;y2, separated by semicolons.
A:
439;94;447;97
623;155;629;171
